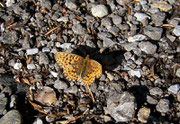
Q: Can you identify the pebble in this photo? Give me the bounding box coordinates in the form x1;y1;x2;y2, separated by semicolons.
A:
168;84;180;94
177;91;180;102
137;107;150;123
57;16;69;23
5;0;15;7
65;0;77;11
91;5;109;18
33;118;43;124
39;52;49;65
138;41;157;54
54;79;68;90
144;26;163;40
0;110;22;124
42;47;50;53
173;25;180;36
64;85;78;94
151;12;166;26
1;31;18;44
103;38;116;47
106;91;135;122
134;12;150;22
10;95;17;108
129;69;142;78
13;63;23;70
150;87;163;97
27;64;36;70
26;48;39;55
151;1;172;12
72;24;86;35
167;34;176;42
176;68;180;78
146;95;158;105
112;15;122;25
124;51;132;60
128;34;147;42
156;99;170;113
0;93;7;114
50;71;58;78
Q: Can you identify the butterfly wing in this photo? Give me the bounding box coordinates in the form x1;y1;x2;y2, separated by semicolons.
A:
55;52;84;81
82;59;102;84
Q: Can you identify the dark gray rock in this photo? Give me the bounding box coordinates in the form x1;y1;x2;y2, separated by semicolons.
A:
65;0;77;11
0;93;7;114
144;26;163;40
54;79;68;90
150;87;163;96
39;0;52;10
151;12;166;26
147;95;158;105
39;52;49;65
72;24;86;35
0;110;22;124
1;31;18;44
106;91;136;122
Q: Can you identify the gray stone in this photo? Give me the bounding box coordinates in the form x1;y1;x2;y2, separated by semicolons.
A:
42;47;50;52
116;0;131;6
144;26;163;40
26;48;39;55
150;87;163;96
101;17;112;29
176;68;180;78
168;84;180;94
106;91;136;122
64;85;78;94
156;99;170;113
146;95;158;105
57;16;69;23
65;0;77;11
167;34;176;42
50;71;58;78
72;24;86;35
177;91;180;102
151;1;172;12
103;38;116;47
91;5;108;18
138;41;157;54
5;0;15;7
27;64;36;70
10;95;17;108
0;94;7;114
33;118;43;124
134;12;150;22
112;15;122;25
108;26;120;36
54;80;68;90
39;0;52;10
39;52;49;65
1;31;18;44
151;12;166;26
0;110;22;124
173;25;180;36
128;34;147;42
124;51;132;60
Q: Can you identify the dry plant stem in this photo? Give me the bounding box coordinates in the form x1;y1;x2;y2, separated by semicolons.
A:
45;25;60;35
86;84;95;103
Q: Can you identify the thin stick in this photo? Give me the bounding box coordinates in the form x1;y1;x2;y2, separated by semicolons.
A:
86;84;95;103
44;25;60;36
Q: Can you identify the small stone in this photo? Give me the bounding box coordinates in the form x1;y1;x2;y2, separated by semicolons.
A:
101;17;112;29
129;69;142;78
0;94;7;114
151;1;172;12
91;5;108;18
27;64;36;70
176;68;180;78
144;26;163;40
65;0;77;11
106;72;114;81
33;118;43;124
134;12;150;22
146;95;158;105
116;0;131;6
58;43;74;49
112;15;122;25
1;31;18;44
167;34;176;42
106;91;136;122
173;25;180;36
26;48;39;55
54;79;68;90
150;87;163;96
72;24;86;35
39;53;49;65
137;107;150;123
50;71;58;78
42;47;50;52
151;12;166;26
10;95;17;108
103;38;116;47
168;84;180;94
5;0;15;7
13;63;22;70
124;51;132;60
64;85;78;94
177;91;180;102
0;110;22;124
156;99;170;113
128;34;147;42
57;16;69;23
39;0;52;10
138;41;157;54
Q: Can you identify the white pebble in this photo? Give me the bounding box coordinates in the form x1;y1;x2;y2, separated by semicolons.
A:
173;25;180;36
129;69;142;78
27;64;36;70
26;48;39;55
128;34;147;42
91;5;108;18
168;84;180;94
134;12;150;22
42;47;50;52
50;71;58;78
14;63;22;70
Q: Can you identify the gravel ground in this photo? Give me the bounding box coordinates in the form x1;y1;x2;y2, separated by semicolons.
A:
0;0;180;124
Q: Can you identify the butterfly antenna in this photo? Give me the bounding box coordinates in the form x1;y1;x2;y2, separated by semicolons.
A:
86;84;95;103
